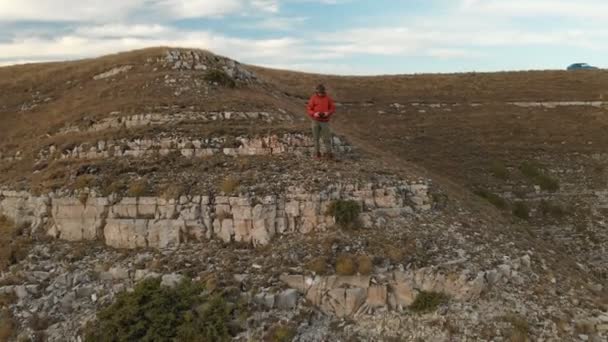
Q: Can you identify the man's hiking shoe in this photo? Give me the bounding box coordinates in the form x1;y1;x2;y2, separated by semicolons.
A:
323;153;334;160
314;152;322;160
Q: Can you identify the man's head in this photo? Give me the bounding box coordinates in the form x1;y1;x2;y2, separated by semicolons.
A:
315;84;326;96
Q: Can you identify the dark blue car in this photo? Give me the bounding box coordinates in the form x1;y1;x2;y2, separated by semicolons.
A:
567;63;598;71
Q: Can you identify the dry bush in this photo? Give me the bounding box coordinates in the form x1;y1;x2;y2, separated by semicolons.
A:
74;174;97;190
356;255;373;275
78;192;89;206
101;180;127;196
502;314;530;342
219;177;240;194
127;179;148;198
335;254;356;276
161;184;185;200
306;257;328;275
0;292;16;307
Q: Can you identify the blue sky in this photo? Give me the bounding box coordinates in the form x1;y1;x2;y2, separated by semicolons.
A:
0;0;606;74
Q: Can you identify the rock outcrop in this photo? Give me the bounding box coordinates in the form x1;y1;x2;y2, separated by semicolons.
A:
0;182;430;249
38;134;351;161
280;255;531;317
56;110;292;135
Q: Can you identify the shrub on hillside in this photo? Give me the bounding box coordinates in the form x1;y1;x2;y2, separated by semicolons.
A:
204;69;236;88
473;189;508;210
490;160;510;180
539;200;567;218
512;202;530;220
519;162;559;192
85;278;231;342
326;200;361;229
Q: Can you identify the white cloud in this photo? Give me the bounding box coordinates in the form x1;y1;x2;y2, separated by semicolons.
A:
0;0;280;22
460;0;608;20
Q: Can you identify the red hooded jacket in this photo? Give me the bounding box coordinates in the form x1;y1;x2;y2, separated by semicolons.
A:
307;94;336;122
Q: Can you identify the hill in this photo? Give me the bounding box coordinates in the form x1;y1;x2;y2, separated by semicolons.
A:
0;47;607;341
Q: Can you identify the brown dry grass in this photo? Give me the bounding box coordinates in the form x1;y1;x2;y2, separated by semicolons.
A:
0;309;16;341
0;216;32;272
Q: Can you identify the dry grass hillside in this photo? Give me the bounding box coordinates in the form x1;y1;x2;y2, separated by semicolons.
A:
0;47;607;341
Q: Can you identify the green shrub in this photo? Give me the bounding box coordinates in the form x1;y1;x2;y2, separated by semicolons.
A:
204;69;236;88
490;161;510;180
410;291;449;313
474;189;508;210
265;324;296;342
326;200;361;229
512;202;530;220
85;278;231;342
519;162;559;192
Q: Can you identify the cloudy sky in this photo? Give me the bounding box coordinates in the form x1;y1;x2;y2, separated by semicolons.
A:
0;0;606;74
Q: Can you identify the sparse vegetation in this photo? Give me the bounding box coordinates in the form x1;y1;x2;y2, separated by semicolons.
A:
512;202;530;220
326;200;361;229
410;291;449;313
519;162;559;192
220;176;240;194
85;278;232;342
474;189;508;210
204;69;236;88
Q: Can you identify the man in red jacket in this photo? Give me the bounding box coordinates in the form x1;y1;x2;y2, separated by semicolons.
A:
307;84;336;159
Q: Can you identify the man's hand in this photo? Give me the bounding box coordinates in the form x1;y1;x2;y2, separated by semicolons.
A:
318;112;327;118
